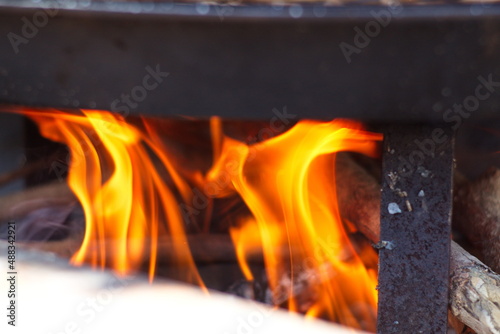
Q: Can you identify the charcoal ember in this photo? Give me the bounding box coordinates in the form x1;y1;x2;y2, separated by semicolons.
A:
227;263;333;313
269;265;325;312
226;279;255;299
226;273;269;304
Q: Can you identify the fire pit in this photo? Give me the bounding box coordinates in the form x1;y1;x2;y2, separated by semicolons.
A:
1;1;500;333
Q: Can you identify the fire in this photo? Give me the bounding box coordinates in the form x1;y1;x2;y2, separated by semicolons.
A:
18;108;382;331
17;109;204;288
211;119;381;330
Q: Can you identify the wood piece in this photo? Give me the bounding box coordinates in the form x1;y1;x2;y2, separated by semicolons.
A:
336;153;500;334
450;242;500;334
448;310;476;334
0;181;75;223
18;234;84;258
336;152;381;243
19;234;311;265
0;153;60;187
19;234;235;262
454;167;500;273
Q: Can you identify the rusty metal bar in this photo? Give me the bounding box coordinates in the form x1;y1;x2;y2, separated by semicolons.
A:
377;124;454;333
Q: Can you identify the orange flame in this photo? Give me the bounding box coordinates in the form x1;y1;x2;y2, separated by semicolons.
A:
18;109;204;287
19;108;382;330
208;119;381;330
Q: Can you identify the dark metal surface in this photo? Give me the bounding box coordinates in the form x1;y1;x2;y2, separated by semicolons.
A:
377;125;454;333
2;0;500;19
1;2;500;120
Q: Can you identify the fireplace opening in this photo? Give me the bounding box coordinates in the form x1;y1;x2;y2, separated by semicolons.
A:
2;106;500;333
0;108;386;332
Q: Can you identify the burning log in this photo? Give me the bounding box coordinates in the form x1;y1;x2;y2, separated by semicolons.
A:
0;153;61;188
336;152;381;243
19;234;307;265
336;152;500;334
454;167;500;273
0;181;75;223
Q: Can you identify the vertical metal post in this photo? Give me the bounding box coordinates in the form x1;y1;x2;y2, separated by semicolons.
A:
377;124;454;333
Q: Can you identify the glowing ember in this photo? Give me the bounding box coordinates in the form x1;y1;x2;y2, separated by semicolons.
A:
18;108;382;331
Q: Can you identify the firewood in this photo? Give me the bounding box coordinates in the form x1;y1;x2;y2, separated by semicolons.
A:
18;234;308;265
0;181;75;223
454;167;500;273
0;153;60;187
450;242;500;334
336;152;500;334
336;152;381;243
19;234;235;263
